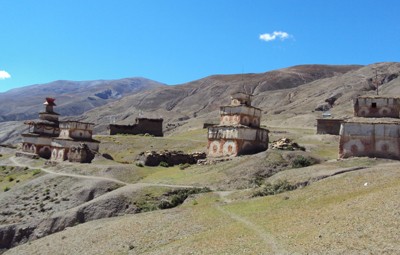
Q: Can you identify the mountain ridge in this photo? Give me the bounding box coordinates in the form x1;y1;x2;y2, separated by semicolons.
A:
2;62;400;144
0;77;166;122
79;64;364;132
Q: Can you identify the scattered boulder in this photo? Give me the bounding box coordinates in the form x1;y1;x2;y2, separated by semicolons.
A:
15;151;39;159
315;103;331;112
270;138;305;151
325;92;342;107
197;158;232;165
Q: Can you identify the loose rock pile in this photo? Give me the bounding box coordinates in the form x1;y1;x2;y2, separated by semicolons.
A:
136;150;206;166
270;138;305;151
197;158;232;165
68;143;95;163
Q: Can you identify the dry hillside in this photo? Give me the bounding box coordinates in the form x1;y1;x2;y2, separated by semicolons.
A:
80;64;363;132
0;78;165;122
79;62;400;135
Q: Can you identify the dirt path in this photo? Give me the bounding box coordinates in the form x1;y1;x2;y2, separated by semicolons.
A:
9;156;197;189
215;191;288;254
9;156;129;185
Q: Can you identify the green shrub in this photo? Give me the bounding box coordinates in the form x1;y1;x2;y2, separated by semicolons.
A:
8;176;14;182
291;155;312;168
251;174;265;187
159;161;169;167
179;163;191;170
253;180;296;197
136;201;158;212
158;187;211;209
136;162;144;167
32;169;41;176
4;186;10;192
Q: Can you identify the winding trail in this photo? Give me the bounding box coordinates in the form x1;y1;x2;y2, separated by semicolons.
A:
215;191;288;255
9;156;197;189
9;156;285;253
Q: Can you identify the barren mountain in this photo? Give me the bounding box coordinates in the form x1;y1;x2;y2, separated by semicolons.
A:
80;64;363;132
0;78;165;122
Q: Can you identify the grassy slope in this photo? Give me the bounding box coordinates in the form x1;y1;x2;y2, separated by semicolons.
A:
6;164;399;255
4;126;400;254
0;165;44;193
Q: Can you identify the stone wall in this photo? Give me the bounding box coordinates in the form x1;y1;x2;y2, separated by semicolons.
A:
51;147;68;162
219;114;260;128
207;138;268;157
220;105;261;128
339;121;400;160
32;123;60;136
137;151;206;166
109;118;163;136
203;123;217;129
354;97;400;118
208;126;268;142
207;126;269;157
59;121;94;140
15;151;40;159
316;119;343;135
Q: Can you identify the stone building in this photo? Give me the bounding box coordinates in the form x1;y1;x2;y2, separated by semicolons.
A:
109;118;163;136
316;118;343;135
207;92;269;157
51;121;99;162
339;96;400;160
353;96;400;118
21;98;60;159
339;118;400;160
20;98;99;163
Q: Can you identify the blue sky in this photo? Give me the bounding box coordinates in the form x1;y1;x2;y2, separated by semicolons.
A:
1;0;399;92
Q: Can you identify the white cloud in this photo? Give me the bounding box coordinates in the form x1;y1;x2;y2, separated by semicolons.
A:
0;70;11;80
259;31;291;42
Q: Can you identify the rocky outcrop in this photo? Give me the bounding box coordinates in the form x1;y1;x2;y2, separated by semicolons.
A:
15;151;39;159
0;176;123;250
136;150;207;166
67;143;95;163
94;89;121;100
0;183;209;251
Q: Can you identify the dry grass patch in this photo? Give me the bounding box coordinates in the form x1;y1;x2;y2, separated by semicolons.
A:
223;165;400;254
0;165;44;192
96;133;206;164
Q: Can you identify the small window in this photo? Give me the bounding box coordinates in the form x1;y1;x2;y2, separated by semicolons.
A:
371;102;377;108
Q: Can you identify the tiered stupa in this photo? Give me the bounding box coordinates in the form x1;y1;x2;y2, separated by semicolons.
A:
20;98;99;163
207;92;269;157
21;98;60;159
